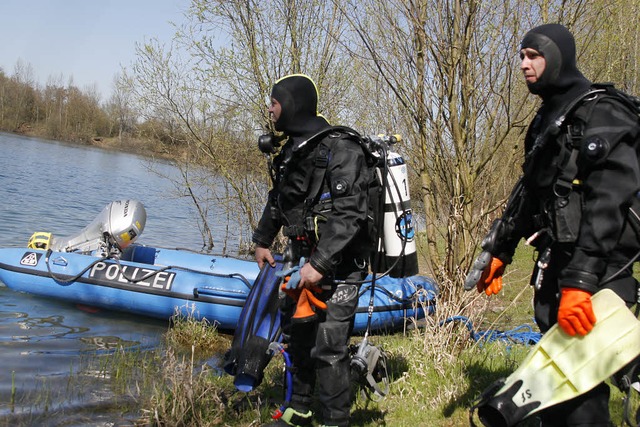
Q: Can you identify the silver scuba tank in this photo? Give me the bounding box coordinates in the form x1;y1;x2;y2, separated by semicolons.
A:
373;136;419;278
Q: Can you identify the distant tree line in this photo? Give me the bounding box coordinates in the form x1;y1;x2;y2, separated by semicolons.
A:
0;62;107;142
0;60;175;151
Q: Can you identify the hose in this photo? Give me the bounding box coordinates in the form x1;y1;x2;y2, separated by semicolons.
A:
268;342;293;420
441;315;541;346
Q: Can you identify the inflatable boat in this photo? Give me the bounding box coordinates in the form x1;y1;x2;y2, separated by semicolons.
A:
0;200;437;332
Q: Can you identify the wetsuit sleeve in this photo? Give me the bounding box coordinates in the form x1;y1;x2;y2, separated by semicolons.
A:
494;190;536;264
559;98;640;292
309;138;370;276
252;189;282;248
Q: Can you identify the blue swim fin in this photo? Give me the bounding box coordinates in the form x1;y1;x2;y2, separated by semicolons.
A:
474;289;640;427
223;256;285;392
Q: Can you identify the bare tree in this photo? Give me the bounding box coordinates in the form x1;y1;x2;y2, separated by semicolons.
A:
127;0;358;252
42;74;67;139
184;0;356;128
107;72;137;142
125;0;631;268
334;0;613;302
339;0;535;292
574;0;640;94
7;59;39;131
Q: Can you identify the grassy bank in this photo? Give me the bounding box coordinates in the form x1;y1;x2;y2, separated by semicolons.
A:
131;245;530;426
132;244;636;426
136;304;538;426
8;128;186;162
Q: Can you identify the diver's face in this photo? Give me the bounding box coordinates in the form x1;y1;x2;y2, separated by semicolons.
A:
520;48;546;85
268;98;282;124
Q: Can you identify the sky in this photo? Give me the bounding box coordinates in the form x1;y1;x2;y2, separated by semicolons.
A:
0;0;189;101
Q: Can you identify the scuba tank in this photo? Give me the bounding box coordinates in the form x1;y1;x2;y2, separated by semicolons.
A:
371;135;419;278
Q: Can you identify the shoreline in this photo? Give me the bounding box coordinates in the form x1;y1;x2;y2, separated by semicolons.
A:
5;129;184;162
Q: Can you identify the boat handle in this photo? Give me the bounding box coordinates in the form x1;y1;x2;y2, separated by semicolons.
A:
52;256;68;267
194;286;247;299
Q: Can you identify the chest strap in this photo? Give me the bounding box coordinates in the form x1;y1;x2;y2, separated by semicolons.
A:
553;91;602;198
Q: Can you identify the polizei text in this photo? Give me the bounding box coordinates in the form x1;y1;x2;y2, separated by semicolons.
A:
89;261;176;291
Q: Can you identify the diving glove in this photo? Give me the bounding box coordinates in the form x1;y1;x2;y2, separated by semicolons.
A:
558;287;596;336
280;282;327;323
277;257;305;289
477;257;505;296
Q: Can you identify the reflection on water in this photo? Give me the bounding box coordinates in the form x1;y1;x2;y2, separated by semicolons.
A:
0;133;214;424
12;315;89;341
0;287;168;423
79;336;147;354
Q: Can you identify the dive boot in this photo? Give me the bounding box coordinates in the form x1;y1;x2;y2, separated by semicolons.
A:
264;407;313;426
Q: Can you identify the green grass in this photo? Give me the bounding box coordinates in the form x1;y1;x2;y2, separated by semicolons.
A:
25;243;627;427
133;243;545;426
135;322;539;426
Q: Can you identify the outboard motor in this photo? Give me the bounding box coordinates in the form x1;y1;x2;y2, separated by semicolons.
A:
28;200;146;256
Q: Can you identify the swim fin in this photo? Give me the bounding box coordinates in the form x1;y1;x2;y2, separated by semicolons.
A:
223;256;285;392
474;288;640;427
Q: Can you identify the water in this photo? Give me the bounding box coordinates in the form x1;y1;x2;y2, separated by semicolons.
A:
0;133;233;251
0;132;238;424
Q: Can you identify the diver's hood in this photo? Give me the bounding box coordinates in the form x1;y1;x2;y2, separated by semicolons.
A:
271;74;327;136
520;24;589;100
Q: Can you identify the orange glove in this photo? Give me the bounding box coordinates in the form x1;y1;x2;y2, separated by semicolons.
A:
477;257;505;296
281;282;327;322
557;288;596;336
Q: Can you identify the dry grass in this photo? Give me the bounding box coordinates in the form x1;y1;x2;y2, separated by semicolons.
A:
139;347;229;426
164;304;231;358
134;242;637;426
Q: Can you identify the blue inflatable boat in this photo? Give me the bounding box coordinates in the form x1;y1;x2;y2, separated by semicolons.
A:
0;246;437;332
0;200;437;332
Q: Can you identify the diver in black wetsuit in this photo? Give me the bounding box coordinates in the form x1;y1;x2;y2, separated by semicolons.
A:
475;24;640;426
253;74;371;427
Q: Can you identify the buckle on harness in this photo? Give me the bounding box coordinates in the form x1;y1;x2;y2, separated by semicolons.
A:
315;145;329;168
553;180;573;198
283;225;305;237
566;122;584;147
553;178;581;199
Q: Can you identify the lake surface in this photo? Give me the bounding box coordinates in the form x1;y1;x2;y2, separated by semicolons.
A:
0;132;241;425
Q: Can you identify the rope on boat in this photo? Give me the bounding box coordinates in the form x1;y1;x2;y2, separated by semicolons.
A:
45;249;109;286
45;249;252;289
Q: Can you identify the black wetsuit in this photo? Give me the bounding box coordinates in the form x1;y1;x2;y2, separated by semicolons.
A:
499;24;640;426
252;124;371;279
252;76;371;427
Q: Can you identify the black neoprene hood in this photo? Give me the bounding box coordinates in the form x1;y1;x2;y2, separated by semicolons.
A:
270;74;320;134
520;23;584;98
